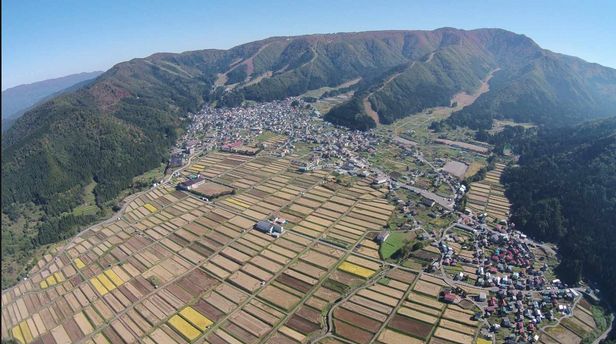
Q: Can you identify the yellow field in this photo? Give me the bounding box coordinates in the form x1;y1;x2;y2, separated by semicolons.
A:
45;275;57;286
338;261;376;278
90;277;109;296
19;321;33;343
74;258;86;269
40;280;48;289
226;198;250;208
11;325;25;344
103;269;124;287
97;274;116;291
180;307;213;330
53;272;64;282
169;314;201;341
144;203;158;213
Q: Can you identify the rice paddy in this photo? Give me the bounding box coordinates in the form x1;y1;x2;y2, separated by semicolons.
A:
0;150;592;344
466;163;511;221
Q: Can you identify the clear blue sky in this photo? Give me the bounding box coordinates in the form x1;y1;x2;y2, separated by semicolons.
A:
3;0;615;90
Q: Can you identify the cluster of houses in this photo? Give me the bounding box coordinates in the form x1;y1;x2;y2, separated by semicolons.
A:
438;215;583;342
178;98;382;172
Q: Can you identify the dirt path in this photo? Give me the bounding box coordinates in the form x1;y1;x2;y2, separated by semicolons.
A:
363;97;381;125
362;63;414;125
214;42;274;86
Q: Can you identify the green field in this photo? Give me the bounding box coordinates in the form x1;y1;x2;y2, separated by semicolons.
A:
72;181;99;216
256;130;278;142
379;231;410;260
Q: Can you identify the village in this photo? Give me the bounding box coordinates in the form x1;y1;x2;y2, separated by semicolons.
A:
163;98;603;343
1;98;608;344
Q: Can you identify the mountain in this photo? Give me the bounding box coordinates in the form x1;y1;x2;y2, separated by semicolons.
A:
502;116;616;308
3;28;616;256
1;71;103;130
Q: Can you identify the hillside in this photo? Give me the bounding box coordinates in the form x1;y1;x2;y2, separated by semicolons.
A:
502;117;616;307
1;71;103;131
3;28;616;287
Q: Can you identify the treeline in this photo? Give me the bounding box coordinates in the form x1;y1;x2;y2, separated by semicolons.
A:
475;125;539;155
323;97;376;131
37;213;99;245
502;117;616;307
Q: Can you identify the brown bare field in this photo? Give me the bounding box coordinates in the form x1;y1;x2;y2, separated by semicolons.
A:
398;307;439;324
334;308;382;332
286;314;320;335
544;326;581;344
378;328;425;344
413;280;443;297
387;270;417;284
439;319;475;335
412;249;441;261
193;182;233;198
563;316;595;337
388;314;433;340
277;273;313;294
296;306;322;324
346;255;381;271
405;301;442;317
228;271;262;293
369;284;404;299
334;319;374;344
301;250;338;269
229;311;271;337
357;289;398;307
224;322;259;343
349;295;394;315
442;308;477;326
443;161;468;179
290;262;327;279
573;308;597;328
258;285;301;311
341;301;388;322
434;327;474;344
407;292;444;310
421;274;447;286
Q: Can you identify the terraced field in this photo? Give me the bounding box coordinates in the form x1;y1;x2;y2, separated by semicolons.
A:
465;163;511;221
1;152;404;344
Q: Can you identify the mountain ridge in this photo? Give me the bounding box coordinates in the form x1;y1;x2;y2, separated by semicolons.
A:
3;28;616;251
1;71;103;131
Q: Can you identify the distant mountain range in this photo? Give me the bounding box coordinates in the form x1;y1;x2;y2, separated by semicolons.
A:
3;28;616;232
1;71;103;131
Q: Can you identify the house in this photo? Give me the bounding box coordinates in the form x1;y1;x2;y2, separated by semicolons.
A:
478;292;487;302
299;163;315;172
422;198;436;207
178;176;206;190
222;140;243;151
255;220;284;238
169;153;185;168
375;230;390;244
273;217;287;225
372;176;388;185
443;292;457;304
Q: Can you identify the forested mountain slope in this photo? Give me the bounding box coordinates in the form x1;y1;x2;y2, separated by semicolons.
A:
1;71;103;131
503;117;616;306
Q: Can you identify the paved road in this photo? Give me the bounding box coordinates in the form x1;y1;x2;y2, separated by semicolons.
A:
593;311;614;344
